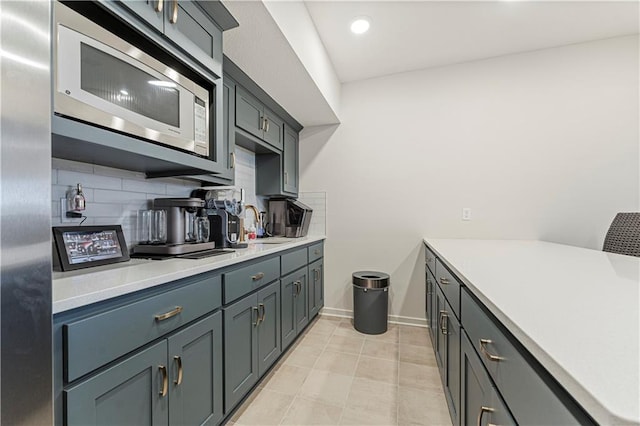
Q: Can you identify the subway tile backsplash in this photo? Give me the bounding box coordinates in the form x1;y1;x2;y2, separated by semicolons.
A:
52;158;197;248
51;148;327;248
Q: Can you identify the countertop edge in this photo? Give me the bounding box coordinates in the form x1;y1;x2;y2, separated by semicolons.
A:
53;236;325;314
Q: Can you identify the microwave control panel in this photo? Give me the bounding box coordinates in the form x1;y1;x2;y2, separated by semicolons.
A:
194;97;208;148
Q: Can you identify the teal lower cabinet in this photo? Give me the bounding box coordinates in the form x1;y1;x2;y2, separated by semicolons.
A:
308;258;324;319
65;312;223;426
223;280;281;412
281;267;309;350
434;285;460;426
461;334;515;426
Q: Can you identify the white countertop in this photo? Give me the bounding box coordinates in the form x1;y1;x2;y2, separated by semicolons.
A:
53;236;325;314
424;238;640;425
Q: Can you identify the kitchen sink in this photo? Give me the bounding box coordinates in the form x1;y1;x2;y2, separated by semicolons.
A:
249;237;295;244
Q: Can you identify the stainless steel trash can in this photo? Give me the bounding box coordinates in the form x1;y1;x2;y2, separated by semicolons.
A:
352;271;390;335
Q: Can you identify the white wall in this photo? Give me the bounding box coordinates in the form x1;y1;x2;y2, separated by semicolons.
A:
300;35;640;323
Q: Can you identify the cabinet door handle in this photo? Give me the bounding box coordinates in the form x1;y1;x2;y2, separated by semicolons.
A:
477;406;495;426
155;0;163;12
314;249;321;256
259;117;265;131
169;0;178;23
439;310;449;335
230;152;235;169
253;306;261;326
158;365;168;397
251;272;265;281
294;280;301;295
155;306;183;321
259;303;265;323
265;119;270;133
439;277;450;285
173;356;183;386
284;171;288;184
426;257;433;263
479;339;504;362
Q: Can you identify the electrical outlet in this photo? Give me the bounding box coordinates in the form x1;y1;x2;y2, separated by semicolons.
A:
462;208;472;221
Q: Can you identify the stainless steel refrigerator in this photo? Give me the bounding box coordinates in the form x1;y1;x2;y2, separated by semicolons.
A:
0;1;53;424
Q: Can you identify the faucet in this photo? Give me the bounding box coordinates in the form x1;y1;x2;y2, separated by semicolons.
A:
244;205;262;231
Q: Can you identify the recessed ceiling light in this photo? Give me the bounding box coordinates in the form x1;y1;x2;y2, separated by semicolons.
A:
350;18;370;35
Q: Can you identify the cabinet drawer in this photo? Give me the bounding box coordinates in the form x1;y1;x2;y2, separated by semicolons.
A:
425;245;436;275
64;273;221;382
308;242;324;263
224;257;280;304
461;288;584;425
281;247;307;276
435;259;461;319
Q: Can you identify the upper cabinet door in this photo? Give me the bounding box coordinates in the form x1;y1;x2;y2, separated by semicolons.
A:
283;126;298;195
168;312;223;426
218;77;235;182
263;108;284;151
117;0;164;32
64;340;169;426
163;0;223;76
236;86;265;140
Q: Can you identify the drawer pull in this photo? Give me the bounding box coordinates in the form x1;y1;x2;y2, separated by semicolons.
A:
155;306;183;322
173;356;183;386
154;0;163;13
294;280;301;295
439;277;450;285
439;310;449;335
253;306;261;327
479;339;505;362
426;257;433;262
314;249;321;256
259;303;266;323
477;406;495;426
252;272;265;281
159;365;168;397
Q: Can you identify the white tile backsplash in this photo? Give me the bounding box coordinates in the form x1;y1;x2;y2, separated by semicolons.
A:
51;159;196;247
299;192;327;236
50;147;306;246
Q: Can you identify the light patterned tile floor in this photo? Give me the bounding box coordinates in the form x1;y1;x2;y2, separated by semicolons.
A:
228;315;452;426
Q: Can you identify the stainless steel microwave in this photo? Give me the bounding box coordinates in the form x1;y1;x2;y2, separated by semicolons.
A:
53;2;210;157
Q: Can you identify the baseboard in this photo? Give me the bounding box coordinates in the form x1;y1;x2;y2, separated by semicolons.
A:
319;307;427;328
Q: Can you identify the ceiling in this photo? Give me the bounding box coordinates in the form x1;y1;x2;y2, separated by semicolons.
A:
305;1;640;83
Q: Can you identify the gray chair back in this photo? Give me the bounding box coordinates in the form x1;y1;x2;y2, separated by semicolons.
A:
602;213;640;257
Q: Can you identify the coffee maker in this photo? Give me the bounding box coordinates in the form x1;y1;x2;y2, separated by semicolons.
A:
133;198;216;255
205;199;248;249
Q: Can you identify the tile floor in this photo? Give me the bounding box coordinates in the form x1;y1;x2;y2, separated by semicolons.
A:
227;315;452;426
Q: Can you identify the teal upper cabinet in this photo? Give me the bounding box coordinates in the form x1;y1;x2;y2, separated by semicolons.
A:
115;0;237;77
256;124;299;198
236;86;284;151
283;125;299;195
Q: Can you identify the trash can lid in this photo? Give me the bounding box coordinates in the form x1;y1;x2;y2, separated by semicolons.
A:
352;271;390;288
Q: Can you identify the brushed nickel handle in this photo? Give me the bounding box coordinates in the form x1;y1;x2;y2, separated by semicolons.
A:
284;171;288;184
296;280;303;295
426;257;433;262
315;269;320;281
230;152;235;169
155;0;163;12
477;406;495;426
252;306;261;326
169;0;178;23
173;356;183;386
259;303;266;323
259;117;265;131
159;365;168;397
314;249;321;256
265;119;270;132
479;339;504;362
439;277;450;285
439;310;449;335
155;306;183;321
252;272;265;281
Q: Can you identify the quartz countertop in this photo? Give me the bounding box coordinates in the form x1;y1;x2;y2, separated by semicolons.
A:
424;238;640;425
53;236;325;314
